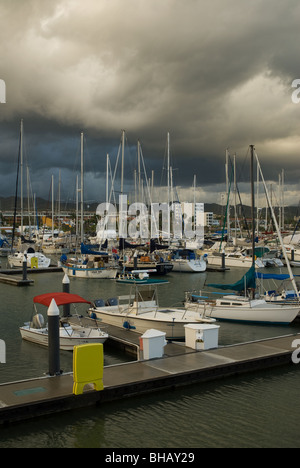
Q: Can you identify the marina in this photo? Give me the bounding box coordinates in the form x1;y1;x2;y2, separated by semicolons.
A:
0;263;300;442
2;0;300;449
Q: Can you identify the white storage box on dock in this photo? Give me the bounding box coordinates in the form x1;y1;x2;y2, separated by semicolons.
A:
141;329;167;360
184;324;220;351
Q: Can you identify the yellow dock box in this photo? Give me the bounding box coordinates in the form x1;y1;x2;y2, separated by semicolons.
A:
31;257;39;269
73;343;104;395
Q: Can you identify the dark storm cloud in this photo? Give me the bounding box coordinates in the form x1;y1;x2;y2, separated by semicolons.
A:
0;0;300;203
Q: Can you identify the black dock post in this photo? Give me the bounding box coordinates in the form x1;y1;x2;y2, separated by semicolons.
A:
221;251;226;270
62;274;71;317
48;299;61;376
291;249;295;262
22;253;28;281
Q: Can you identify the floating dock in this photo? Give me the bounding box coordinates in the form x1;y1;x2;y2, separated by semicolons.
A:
0;273;34;287
0;331;299;426
0;267;62;286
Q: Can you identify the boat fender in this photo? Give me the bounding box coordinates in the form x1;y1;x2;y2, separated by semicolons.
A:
32;313;45;329
123;321;136;330
90;312;97;320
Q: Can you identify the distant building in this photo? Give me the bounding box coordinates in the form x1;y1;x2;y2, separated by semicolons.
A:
204;212;220;227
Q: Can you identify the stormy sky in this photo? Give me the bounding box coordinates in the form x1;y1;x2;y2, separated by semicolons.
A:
0;0;300;207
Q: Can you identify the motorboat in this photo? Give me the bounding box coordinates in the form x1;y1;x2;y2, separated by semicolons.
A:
88;281;216;341
116;270;169;285
19;292;109;350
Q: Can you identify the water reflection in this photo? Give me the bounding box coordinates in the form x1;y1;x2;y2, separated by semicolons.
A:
1;366;300;448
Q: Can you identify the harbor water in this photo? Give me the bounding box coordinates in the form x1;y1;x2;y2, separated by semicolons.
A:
1;265;300;448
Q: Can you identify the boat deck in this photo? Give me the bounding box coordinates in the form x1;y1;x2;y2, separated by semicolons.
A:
0;333;298;425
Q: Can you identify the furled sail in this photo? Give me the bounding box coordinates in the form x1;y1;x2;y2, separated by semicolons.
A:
207;266;256;292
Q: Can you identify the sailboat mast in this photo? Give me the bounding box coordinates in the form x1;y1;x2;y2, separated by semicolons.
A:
76;175;79;241
167;132;170;243
58;169;61;233
233;155;238;245
138;140;141;202
106;154;109;205
52;174;54;240
250;144;255;269
256;153;300;301
27;166;32;239
121;130;125;195
225;149;230;241
80;132;84;243
20;119;24;236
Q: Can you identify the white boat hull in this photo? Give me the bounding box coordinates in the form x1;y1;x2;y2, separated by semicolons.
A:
185;299;299;325
62;265;118;279
207;254;264;269
171;259;207;273
8;252;51;269
285;246;300;262
20;325;108;351
89;306;215;340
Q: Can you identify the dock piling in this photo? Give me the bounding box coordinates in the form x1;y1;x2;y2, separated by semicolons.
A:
48;299;61;376
22;254;27;281
62;274;71;317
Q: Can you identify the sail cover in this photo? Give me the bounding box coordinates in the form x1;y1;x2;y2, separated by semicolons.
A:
34;292;91;307
256;272;300;280
207;266;256;292
80;242;108;255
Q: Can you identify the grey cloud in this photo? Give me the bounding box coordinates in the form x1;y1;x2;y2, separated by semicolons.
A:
0;0;299;202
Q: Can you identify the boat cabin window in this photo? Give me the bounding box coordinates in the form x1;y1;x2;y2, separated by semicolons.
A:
219;300;244;306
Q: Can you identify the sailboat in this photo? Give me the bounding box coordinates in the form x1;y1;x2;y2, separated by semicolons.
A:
170;249;207;273
206;248;265;269
185;265;299;324
61;243;119;279
185;146;300;325
60;133;119;279
257;271;300;304
0;235;12;257
8;120;51;270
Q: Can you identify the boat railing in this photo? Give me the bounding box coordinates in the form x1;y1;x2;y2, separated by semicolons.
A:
185;290;232;304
